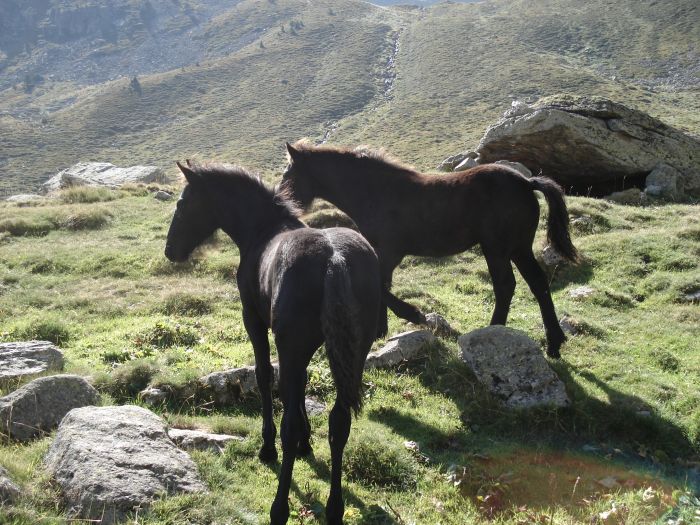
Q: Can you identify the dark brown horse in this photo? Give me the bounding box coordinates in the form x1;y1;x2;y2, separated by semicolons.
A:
165;161;381;524
281;142;579;358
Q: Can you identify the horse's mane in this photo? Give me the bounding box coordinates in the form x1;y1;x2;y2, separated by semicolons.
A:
291;139;417;176
186;160;302;219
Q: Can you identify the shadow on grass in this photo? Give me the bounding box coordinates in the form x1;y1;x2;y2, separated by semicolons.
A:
375;341;697;473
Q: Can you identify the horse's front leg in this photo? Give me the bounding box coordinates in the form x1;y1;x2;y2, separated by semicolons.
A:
242;307;277;462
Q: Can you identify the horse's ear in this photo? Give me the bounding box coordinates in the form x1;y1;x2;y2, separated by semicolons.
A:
176;161;200;185
286;142;302;163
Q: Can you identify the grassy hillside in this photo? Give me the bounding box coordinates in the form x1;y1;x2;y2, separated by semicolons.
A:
1;0;699;195
0;186;698;523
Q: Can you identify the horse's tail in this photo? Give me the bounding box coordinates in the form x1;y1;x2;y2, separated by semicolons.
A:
529;176;579;263
320;253;365;416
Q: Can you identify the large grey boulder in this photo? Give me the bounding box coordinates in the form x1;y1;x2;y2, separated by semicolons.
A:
365;330;436;369
41;162;166;194
168;428;242;454
475;95;700;198
0;375;98;441
0;341;64;383
458;326;569;408
0;466;20;504
45;405;206;524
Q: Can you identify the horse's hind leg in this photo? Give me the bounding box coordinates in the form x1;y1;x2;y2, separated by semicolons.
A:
270;363;307;525
512;248;566;358
297;369;313;457
483;249;516;326
325;402;352;525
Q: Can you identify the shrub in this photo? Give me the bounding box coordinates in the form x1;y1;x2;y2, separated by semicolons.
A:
162;293;212;316
15;318;71;345
61;207;112;230
344;426;417;489
93;359;160;400
0;217;54;236
650;349;680;373
134;321;200;348
59;186;120;204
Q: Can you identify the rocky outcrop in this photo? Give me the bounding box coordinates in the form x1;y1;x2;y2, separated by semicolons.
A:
0;341;64;384
458;326;570;408
365;330;436;369
437;151;477;172
45;405;206;524
41;162;166;194
0;375;98;441
168;428;242;454
474;95;700;198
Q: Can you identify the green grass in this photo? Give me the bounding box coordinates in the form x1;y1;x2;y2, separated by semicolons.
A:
0;188;698;523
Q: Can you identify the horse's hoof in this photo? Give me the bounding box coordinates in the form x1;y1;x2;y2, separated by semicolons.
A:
326;500;344;525
270;501;290;525
297;441;313;457
258;445;278;463
546;347;561;359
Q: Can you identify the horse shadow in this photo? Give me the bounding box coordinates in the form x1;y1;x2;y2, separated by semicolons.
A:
372;342;696;478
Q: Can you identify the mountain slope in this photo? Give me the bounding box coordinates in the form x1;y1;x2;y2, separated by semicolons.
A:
0;0;698;195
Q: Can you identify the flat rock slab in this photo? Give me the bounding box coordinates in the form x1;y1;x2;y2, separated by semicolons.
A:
458;326;570;408
41;162;166;194
0;374;98;441
45;405;206;524
168;428;242;454
0;466;20;504
0;341;64;383
365;330;436;370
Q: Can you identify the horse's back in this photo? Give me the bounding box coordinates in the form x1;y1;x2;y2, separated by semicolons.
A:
264;227;379;335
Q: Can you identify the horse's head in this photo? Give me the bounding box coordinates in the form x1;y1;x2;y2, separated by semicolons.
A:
280;142;316;210
164;161;219;262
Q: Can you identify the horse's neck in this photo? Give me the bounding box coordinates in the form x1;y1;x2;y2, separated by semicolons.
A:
320;162;407;218
218;201;301;259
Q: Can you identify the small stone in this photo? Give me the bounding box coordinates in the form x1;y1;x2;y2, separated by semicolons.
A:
454;157;478;171
153;190;173;201
559;315;578;335
0;341;64;384
568;286;595;300
168;428;242;453
304;397;326;417
139;387;168;406
365;330;436;370
682;290;700;303
0;466;20;504
200;363;279;405
494;159;533;178
423;312;458;338
0;375;99;441
458;326;570;408
542;245;566;266
605;188;644;205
